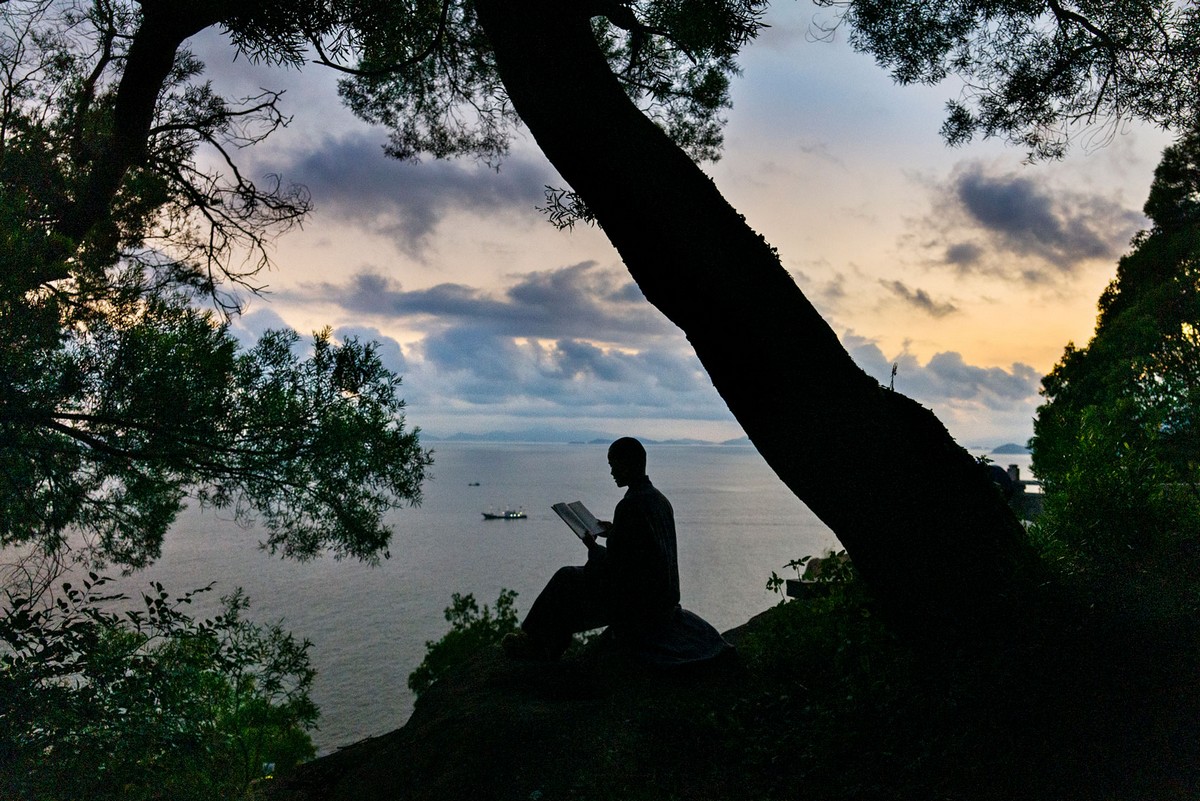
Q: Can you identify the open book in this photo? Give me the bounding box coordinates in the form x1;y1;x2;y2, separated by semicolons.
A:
551;501;605;540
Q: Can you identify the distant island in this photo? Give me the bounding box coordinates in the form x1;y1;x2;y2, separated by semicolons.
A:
992;442;1031;454
585;437;751;447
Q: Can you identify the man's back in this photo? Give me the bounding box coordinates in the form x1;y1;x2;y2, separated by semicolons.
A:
605;476;680;630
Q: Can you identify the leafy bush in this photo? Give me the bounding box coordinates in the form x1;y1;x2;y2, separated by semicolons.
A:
1035;401;1200;557
0;575;317;800
734;553;948;795
1030;122;1200;613
750;552;900;692
408;590;520;696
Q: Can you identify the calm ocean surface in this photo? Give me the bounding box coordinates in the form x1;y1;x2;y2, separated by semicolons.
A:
124;442;1032;754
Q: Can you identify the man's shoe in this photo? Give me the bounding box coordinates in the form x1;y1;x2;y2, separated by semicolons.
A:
501;630;556;661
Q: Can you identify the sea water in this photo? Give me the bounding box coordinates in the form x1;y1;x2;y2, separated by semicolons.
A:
93;442;1032;754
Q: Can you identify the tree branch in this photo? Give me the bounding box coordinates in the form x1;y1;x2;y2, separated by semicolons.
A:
1046;0;1120;52
308;0;453;78
63;1;267;246
69;0;119;164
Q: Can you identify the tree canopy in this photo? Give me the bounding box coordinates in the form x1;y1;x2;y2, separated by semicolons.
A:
332;0;1198;166
0;0;430;574
818;0;1198;160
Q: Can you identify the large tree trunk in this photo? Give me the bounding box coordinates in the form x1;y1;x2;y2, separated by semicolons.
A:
475;0;1031;628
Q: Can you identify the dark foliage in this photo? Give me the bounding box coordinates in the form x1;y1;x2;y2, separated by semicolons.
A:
1032;121;1200;580
408;589;520;696
0;574;317;801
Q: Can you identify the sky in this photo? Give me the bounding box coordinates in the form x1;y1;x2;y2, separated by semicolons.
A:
189;2;1175;449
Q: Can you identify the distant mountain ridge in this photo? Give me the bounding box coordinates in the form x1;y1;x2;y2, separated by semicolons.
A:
421;429;753;446
423;430;1028;452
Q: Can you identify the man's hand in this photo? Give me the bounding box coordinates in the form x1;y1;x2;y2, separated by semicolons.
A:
584;521;611;551
583;533;610;557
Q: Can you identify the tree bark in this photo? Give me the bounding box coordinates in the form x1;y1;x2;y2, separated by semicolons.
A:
474;0;1032;627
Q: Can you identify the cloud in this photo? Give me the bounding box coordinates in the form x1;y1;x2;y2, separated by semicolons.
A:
275;260;727;430
790;262;860;324
919;352;1042;407
943;242;984;268
404;328;720;417
189;30;556;260
880;280;958;318
954;167;1114;261
285;261;675;342
334;325;409;375
917;162;1145;284
264;132;556;257
843;332;1041;416
422;326;525;383
269;256;1043;444
227;306;292;348
332;273;516;321
796;140;848;170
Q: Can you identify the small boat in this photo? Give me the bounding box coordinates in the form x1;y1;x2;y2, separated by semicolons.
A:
482;509;527;520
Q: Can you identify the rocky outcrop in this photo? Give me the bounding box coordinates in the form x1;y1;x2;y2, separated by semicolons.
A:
262;593;1200;801
264;621;756;801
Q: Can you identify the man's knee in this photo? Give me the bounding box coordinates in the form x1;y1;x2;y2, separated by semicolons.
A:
547;564;586;590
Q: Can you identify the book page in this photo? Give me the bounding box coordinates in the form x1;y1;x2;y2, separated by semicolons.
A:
552;501;603;539
565;501;603;536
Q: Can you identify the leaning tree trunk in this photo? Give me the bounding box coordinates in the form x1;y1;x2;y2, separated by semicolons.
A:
61;0;266;251
475;0;1032;628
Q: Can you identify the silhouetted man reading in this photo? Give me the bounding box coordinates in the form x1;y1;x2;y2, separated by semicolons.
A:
504;437;729;665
